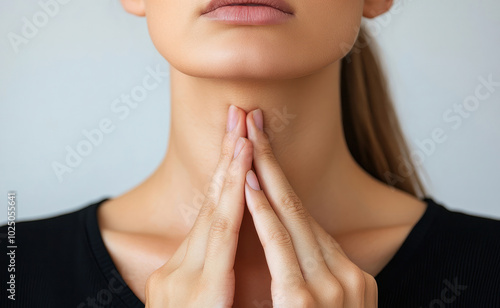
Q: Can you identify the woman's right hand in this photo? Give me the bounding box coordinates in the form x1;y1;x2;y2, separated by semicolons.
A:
144;105;253;308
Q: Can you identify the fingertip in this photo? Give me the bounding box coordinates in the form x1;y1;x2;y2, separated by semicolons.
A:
226;105;248;138
246;110;258;142
226;105;238;132
244;182;258;214
245;112;254;136
244;182;252;200
246;170;261;191
236;107;248;138
252;109;264;131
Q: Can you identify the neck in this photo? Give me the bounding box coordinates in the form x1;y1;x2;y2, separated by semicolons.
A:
119;60;392;240
168;60;347;201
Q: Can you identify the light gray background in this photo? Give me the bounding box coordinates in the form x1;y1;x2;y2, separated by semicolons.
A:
1;0;499;225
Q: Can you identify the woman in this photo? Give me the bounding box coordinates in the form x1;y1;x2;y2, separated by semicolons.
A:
2;0;499;307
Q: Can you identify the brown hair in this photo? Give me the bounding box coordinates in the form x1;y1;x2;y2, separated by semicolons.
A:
340;28;426;198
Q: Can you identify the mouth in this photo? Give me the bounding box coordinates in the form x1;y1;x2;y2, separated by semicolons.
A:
201;0;294;25
202;0;294;16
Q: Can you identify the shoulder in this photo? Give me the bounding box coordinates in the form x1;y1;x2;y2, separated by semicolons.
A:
426;199;500;252
1;201;96;249
0;200;108;269
0;198;132;307
414;198;500;272
377;198;500;306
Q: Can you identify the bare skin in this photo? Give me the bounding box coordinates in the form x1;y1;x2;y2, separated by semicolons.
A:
97;0;426;306
98;102;425;305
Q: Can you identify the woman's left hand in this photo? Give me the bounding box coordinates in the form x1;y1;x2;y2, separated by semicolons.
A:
244;109;378;308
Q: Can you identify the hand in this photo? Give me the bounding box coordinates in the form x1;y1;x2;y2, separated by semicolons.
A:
144;106;253;308
244;109;378;307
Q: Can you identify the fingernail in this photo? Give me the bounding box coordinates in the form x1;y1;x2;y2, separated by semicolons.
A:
253;109;263;131
246;170;261;191
234;137;246;159
227;105;238;132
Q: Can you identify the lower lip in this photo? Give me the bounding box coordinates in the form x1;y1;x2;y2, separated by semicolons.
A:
202;5;293;25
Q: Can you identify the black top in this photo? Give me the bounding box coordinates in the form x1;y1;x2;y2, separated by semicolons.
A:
1;197;500;307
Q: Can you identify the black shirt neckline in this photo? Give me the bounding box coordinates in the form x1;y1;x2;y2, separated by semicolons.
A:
374;197;442;292
84;197;443;306
85;198;145;307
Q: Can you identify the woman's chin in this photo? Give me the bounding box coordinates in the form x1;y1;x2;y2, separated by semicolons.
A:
176;67;310;81
168;56;334;81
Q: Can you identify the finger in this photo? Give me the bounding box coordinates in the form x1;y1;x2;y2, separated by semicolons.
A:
244;170;305;288
246;110;330;281
314;231;368;307
296;188;367;306
363;272;378;308
247;109;371;306
162;237;189;274
203;138;253;277
193;105;248;232
175;105;247;270
203;105;249;206
308;216;348;258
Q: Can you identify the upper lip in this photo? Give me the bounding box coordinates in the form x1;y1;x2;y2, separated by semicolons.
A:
201;0;294;15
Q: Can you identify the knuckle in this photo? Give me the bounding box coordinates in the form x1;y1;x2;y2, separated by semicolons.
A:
210;216;236;238
322;279;344;304
267;229;292;247
282;273;304;289
145;269;166;294
145;268;205;306
198;199;216;219
252;200;271;214
256;141;274;160
345;266;366;293
280;191;306;216
291;289;315;308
